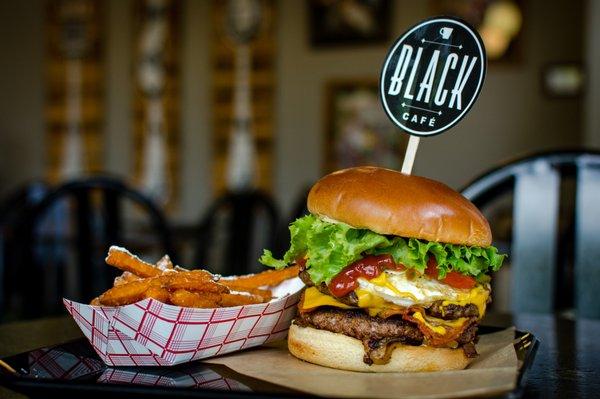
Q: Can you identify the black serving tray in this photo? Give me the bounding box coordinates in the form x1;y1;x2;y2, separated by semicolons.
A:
0;326;538;399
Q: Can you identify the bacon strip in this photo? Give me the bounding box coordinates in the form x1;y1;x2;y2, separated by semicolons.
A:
403;310;476;347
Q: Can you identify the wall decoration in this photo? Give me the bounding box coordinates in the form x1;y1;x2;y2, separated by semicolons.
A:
432;0;523;63
308;0;391;47
45;0;103;182
224;0;262;192
542;63;584;99
324;80;407;173
211;0;276;194
133;0;181;207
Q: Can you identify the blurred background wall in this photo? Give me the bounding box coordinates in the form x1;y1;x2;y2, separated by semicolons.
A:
0;0;592;221
585;0;600;148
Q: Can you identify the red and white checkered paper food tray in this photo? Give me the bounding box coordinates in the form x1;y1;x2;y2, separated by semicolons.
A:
63;277;304;367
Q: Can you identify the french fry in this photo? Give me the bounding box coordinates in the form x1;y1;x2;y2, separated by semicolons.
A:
114;271;141;286
90;297;101;306
98;278;158;306
94;246;292;308
169;289;221;308
162;271;227;293
219;292;264;307
105;246;161;278
156;254;174;270
221;282;273;302
143;286;170;303
222;265;299;289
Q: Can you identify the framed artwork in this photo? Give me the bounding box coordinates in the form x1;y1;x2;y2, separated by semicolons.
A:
324;80;407;173
542;62;584;99
45;0;104;182
431;0;524;63
308;0;391;47
132;0;181;208
211;0;276;194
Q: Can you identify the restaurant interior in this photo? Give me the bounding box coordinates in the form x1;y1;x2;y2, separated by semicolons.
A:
0;0;598;397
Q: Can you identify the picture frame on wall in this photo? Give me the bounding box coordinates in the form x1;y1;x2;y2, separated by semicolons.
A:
431;0;524;64
324;80;407;173
308;0;391;47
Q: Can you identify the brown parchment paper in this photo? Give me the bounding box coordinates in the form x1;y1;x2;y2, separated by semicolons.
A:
204;327;518;399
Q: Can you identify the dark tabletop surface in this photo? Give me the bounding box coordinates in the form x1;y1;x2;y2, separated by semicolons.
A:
0;313;598;399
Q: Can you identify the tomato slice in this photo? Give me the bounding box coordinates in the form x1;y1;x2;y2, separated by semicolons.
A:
441;271;477;289
425;257;476;289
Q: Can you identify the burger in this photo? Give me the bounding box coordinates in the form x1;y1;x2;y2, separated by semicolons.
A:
260;166;506;372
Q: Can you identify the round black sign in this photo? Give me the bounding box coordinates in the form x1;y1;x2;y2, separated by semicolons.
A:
380;17;486;137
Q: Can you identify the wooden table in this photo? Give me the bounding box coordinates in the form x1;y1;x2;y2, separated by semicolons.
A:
0;313;598;398
0;317;81;399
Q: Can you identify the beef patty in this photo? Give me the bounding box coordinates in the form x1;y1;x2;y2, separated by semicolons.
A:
295;307;479;364
295;307;424;344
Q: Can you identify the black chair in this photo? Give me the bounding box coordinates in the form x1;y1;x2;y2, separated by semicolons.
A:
0;181;49;320
5;176;176;320
461;150;600;318
273;186;311;257
288;185;311;222
194;190;278;276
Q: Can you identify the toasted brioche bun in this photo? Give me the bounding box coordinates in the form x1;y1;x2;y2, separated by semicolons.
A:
288;324;471;372
307;166;491;247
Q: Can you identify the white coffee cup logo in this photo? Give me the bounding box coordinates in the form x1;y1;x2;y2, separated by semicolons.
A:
440;27;453;39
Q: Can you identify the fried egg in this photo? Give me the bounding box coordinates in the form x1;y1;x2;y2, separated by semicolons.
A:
357;270;482;308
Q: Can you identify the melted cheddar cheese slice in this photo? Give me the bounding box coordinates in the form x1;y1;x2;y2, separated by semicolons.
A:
300;274;489;321
302;287;354;310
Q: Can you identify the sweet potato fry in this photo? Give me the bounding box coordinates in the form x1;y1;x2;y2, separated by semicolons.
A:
162;271;227;293
93;246;292;309
143;286;170;303
169;289;221;308
220;282;272;302
113;271;141;286
105;246;161;278
98;278;158;306
223;265;299;289
219;292;264;307
90;297;101;306
156;254;174;271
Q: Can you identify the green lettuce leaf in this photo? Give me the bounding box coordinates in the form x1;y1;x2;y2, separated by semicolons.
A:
259;215;506;285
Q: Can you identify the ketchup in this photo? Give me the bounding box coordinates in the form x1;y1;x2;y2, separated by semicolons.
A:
328;254;398;297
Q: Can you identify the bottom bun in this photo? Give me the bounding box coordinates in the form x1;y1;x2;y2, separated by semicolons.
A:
288;323;471;372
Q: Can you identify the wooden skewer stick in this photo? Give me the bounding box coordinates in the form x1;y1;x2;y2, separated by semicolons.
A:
401;135;420;175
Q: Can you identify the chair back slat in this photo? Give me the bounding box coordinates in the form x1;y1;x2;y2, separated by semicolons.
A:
195;190;279;275
230;195;253;276
575;156;600;318
511;161;560;313
74;189;93;300
103;189;123;247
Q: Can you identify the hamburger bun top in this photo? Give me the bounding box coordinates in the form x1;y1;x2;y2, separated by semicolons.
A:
307;166;492;247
